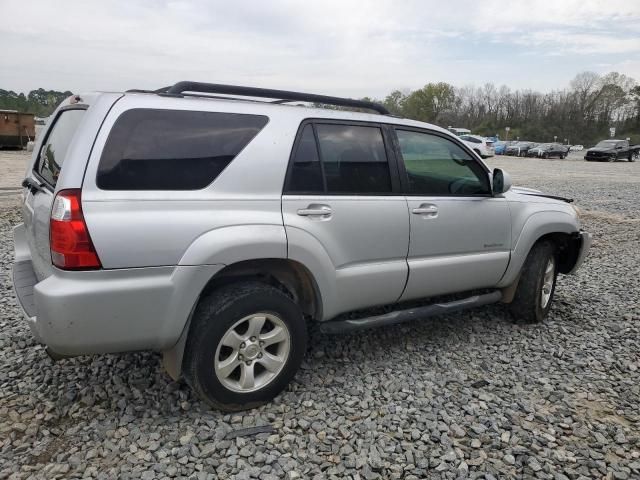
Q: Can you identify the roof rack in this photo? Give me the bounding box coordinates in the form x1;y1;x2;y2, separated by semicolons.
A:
141;81;390;115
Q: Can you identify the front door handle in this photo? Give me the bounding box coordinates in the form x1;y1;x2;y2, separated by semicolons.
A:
297;204;332;217
412;204;438;217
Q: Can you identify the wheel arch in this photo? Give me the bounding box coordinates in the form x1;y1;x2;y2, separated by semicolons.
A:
500;231;580;303
498;209;580;290
200;258;323;321
162;258;323;380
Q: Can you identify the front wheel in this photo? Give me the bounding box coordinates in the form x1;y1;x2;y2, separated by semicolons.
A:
183;282;307;411
630;151;638;162
509;241;557;323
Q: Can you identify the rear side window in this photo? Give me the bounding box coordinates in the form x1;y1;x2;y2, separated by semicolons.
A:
287;125;324;192
35;109;86;187
97;109;268;190
285;122;392;194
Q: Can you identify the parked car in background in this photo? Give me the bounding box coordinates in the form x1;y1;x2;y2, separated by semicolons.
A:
569;144;583;151
493;141;507;155
584;139;639;162
448;127;471;136
460;134;495;158
527;143;569;159
505;141;536;157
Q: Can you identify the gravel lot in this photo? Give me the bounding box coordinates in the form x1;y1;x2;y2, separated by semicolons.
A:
1;151;639;479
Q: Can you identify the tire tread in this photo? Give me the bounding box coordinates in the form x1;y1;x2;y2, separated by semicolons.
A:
509;241;556;324
183;281;305;411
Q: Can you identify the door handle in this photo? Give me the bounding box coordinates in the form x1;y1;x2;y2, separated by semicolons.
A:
412;204;438;216
297;205;332;217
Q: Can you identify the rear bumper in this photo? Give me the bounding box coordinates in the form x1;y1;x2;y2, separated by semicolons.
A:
12;224;223;356
568;231;592;274
12;259;41;342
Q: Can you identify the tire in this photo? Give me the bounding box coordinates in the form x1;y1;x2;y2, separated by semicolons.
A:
607;155;615;162
630;151;638;162
543;153;549;159
183;281;307;411
509;241;557;324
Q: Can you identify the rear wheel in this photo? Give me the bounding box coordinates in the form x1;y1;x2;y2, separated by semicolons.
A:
183;282;307;411
509;241;557;323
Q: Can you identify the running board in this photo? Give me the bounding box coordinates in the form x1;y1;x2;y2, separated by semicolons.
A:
319;290;503;334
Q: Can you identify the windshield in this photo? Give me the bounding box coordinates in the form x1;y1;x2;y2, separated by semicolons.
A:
595;140;618;148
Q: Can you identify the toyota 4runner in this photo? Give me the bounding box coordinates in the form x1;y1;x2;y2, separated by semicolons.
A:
12;82;591;410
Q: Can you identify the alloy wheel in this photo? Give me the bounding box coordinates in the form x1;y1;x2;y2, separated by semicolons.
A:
540;257;555;309
214;313;291;393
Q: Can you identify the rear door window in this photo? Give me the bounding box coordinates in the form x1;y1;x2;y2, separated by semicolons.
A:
285;122;392;194
286;124;325;193
35;109;86;187
97;109;268;190
316;124;391;194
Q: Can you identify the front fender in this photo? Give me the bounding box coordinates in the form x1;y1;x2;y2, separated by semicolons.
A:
178;225;287;266
497;210;579;287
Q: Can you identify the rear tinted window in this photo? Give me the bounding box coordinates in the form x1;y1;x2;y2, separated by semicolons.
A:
287;124;324;192
317;124;391;194
285;123;392;194
285;123;392;195
36;109;86;187
97;109;268;190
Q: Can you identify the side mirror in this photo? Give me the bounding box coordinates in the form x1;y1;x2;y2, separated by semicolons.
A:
492;168;511;195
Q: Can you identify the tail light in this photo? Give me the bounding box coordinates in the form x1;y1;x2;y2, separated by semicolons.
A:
50;189;101;270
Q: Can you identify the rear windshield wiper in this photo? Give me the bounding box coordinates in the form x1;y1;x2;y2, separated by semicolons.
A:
22;177;45;193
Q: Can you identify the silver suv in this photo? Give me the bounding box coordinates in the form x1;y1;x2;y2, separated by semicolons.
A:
12;82;591;410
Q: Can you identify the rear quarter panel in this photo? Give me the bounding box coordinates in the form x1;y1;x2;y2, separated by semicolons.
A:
80;95;301;269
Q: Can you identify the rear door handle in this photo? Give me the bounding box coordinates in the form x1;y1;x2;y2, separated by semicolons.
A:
297;204;332;217
412;204;438;217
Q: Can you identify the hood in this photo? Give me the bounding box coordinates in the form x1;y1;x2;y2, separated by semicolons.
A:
508;186;573;204
587;147;615;153
511;186;542;194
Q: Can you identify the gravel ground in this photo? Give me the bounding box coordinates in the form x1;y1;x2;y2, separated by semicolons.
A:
1;151;639;479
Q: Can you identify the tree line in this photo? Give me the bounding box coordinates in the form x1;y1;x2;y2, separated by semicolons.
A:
0;88;72;118
377;71;639;145
2;71;639;146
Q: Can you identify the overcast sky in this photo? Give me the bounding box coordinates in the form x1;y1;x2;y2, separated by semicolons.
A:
1;0;639;98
